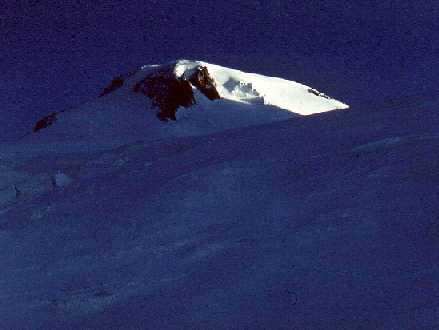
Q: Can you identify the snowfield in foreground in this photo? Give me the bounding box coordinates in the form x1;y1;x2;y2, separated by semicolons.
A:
1;61;438;329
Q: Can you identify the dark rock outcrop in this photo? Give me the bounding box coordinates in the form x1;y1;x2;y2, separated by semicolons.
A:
134;71;195;121
133;65;221;121
33;112;58;132
187;66;221;100
308;88;330;99
99;70;139;97
99;76;124;97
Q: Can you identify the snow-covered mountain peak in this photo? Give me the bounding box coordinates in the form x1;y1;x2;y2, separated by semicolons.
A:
27;60;348;151
97;59;349;115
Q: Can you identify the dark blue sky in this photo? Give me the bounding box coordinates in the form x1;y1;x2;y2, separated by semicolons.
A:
2;1;438;139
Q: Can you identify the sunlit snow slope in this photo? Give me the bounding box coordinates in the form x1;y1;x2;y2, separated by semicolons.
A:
174;60;348;114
